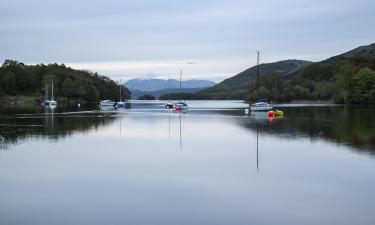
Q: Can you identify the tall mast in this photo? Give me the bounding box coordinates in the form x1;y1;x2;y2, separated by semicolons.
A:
51;81;54;100
256;51;260;92
119;79;122;101
179;70;182;101
168;75;171;103
45;84;48;101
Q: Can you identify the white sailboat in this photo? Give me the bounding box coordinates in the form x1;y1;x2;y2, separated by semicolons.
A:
165;76;174;109
175;70;188;111
250;51;273;111
43;82;57;108
116;79;126;108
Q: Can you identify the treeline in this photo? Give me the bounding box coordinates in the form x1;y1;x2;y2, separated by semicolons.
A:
0;60;131;102
159;92;195;100
246;57;375;104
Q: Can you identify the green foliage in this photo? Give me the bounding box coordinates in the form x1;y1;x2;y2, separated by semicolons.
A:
0;60;131;102
349;67;375;104
244;56;375;104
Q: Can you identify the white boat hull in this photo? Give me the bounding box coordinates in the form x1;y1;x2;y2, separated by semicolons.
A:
250;106;273;111
100;100;115;107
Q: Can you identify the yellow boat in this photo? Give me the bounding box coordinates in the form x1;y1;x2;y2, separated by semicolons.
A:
274;110;284;117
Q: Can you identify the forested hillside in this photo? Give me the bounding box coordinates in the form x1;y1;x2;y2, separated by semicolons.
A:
0;60;131;102
195;60;312;99
247;44;375;104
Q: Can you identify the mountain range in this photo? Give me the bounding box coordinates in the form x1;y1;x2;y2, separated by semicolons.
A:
125;79;216;99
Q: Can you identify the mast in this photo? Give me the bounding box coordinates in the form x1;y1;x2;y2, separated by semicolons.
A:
45;84;48;101
179;70;182;101
119;79;122;101
51;81;54;100
256;51;260;94
168;75;171;103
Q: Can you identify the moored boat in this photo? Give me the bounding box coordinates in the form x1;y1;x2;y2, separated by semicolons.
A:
43;82;57;108
99;100;115;108
165;103;174;109
175;102;188;111
175;70;188;112
250;102;273;111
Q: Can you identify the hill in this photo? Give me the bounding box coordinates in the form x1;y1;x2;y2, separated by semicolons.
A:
245;43;375;104
0;60;131;103
196;60;312;99
326;43;375;61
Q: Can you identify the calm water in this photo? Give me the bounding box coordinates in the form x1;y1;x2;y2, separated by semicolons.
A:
0;101;374;225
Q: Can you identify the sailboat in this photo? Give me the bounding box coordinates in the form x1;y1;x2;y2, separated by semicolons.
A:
116;79;126;108
43;82;57;108
165;76;174;109
250;51;273;111
175;70;188;111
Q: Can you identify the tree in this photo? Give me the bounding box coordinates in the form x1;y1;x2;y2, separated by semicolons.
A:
350;67;375;104
1;71;16;94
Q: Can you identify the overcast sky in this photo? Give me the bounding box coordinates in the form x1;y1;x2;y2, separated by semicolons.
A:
1;0;374;82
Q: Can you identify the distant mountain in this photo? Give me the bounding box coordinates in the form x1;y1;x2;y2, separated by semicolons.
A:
196;59;312;99
129;87;204;99
125;78;216;92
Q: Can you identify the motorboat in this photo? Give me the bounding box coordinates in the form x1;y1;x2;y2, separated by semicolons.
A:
44;100;57;107
165;103;173;109
175;102;188;111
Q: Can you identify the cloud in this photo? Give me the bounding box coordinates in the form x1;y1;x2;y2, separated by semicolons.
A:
0;0;374;81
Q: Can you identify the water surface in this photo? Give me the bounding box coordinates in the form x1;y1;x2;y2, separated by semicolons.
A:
0;101;374;225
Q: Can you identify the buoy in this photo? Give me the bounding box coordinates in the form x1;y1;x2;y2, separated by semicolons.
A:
267;111;275;118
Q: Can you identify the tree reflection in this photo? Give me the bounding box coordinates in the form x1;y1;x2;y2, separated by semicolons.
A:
0;107;118;150
237;106;375;154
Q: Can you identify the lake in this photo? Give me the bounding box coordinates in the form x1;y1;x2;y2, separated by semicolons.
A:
0;100;374;225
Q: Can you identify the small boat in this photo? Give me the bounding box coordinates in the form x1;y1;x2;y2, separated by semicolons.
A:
165;103;174;109
44;100;57;107
250;102;273;111
274;110;284;117
165;76;174;109
267;110;284;118
175;102;188;111
99;100;115;108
